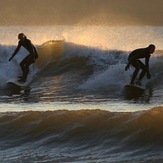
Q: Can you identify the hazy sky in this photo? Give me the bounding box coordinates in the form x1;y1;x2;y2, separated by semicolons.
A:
0;0;163;26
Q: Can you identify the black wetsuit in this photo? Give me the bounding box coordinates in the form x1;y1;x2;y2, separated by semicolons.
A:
9;38;38;82
126;47;151;84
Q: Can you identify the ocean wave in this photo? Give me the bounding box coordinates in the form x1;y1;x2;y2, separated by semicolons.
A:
36;41;163;92
0;106;163;149
0;40;162;101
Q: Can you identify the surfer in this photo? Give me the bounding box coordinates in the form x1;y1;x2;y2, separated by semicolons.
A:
125;44;155;85
9;33;38;82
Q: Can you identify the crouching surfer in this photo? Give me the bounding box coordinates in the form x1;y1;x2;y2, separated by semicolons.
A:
125;44;155;85
9;33;38;82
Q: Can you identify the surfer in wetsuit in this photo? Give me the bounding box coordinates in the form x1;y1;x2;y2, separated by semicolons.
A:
125;44;155;85
9;33;38;82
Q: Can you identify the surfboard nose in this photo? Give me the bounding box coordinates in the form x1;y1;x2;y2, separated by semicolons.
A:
123;84;145;100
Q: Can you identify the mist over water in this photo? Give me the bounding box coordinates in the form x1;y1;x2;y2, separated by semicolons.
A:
1;26;163;50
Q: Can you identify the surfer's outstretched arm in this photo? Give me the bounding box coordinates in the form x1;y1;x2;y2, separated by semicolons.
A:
9;42;21;61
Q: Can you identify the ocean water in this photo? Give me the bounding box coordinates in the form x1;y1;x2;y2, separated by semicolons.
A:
0;25;162;163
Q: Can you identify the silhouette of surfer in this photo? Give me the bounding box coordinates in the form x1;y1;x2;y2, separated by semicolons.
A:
9;33;38;82
125;44;155;85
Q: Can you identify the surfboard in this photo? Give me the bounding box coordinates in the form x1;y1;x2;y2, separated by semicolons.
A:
124;84;145;91
7;78;29;88
6;78;31;96
123;84;145;100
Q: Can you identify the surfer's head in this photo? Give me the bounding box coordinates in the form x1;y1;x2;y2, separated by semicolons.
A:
148;44;155;54
18;33;26;40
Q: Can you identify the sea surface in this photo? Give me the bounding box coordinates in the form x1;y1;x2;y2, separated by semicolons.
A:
0;25;162;163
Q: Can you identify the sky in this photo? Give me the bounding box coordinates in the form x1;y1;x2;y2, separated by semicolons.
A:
0;0;163;26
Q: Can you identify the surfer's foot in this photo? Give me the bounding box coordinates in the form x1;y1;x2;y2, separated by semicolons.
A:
18;76;23;79
18;78;26;83
130;82;134;85
136;80;141;86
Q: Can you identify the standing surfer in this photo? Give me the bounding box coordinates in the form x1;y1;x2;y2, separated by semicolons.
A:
9;33;38;82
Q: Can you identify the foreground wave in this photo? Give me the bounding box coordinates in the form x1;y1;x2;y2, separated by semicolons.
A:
0;106;163;162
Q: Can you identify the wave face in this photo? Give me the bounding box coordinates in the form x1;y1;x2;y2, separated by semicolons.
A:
0;107;163;162
0;40;162;105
